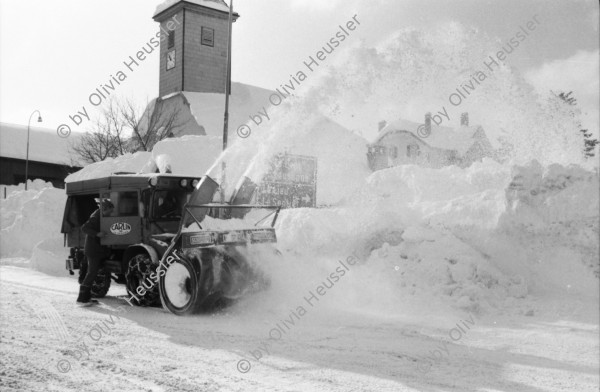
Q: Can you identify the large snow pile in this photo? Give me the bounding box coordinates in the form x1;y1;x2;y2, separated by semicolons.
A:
267;159;598;316
0;181;67;276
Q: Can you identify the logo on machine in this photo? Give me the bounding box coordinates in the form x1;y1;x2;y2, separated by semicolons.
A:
110;222;131;235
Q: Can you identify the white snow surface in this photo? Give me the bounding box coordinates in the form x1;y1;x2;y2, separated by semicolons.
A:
64;135;222;182
182;82;274;138
0;122;84;166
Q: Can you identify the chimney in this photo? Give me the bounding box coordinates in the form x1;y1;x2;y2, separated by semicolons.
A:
424;112;431;132
378;120;387;131
461;112;469;126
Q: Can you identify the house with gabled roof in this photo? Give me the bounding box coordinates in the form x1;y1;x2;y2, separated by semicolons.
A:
367;113;494;171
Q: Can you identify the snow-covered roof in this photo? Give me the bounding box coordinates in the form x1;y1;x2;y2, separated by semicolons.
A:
154;0;231;17
374;118;484;154
160;82;274;138
0;122;84;166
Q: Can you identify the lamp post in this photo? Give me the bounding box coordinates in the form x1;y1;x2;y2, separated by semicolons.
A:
25;110;42;190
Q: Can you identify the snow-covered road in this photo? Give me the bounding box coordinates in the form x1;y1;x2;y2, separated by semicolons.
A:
1;264;597;392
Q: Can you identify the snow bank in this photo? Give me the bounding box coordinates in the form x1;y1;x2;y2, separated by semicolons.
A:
265;160;598;316
1;181;67;276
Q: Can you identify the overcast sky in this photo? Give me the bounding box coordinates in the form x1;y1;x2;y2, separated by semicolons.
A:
0;0;598;134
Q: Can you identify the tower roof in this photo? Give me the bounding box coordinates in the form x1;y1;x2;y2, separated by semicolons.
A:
154;0;233;18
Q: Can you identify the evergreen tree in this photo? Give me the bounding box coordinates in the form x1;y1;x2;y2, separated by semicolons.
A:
554;91;598;159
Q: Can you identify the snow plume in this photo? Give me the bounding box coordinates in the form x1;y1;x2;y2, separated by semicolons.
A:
207;98;370;206
210;22;591;208
304;22;588;166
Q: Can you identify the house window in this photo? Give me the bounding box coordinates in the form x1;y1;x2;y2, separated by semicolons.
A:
201;27;214;47
168;31;175;48
390;146;398;159
407;144;420;158
369;145;387;155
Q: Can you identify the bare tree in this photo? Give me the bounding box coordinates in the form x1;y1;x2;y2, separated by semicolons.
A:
122;97;186;152
71;99;131;164
71;96;186;164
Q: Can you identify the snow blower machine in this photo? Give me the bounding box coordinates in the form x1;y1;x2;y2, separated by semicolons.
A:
61;173;280;315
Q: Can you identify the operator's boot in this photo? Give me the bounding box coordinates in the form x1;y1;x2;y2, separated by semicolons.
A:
78;260;88;285
76;285;98;307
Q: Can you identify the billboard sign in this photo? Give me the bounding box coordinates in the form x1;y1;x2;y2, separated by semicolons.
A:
255;154;317;208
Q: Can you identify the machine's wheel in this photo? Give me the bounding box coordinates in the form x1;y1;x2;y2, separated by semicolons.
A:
126;253;161;307
159;251;214;315
216;247;272;304
219;255;254;301
90;267;111;298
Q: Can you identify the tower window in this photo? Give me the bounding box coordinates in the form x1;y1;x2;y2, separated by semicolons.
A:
201;27;214;47
168;31;175;48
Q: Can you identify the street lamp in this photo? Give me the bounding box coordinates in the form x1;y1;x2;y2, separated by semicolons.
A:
25;110;42;190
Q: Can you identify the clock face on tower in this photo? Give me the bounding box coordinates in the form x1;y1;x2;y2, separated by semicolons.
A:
166;50;176;70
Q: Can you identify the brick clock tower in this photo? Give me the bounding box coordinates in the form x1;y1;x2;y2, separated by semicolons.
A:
153;0;239;97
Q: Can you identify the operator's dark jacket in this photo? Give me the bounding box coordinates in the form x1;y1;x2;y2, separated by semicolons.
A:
81;209;109;259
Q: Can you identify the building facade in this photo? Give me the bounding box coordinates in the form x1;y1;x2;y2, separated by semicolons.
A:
367;113;494;171
153;0;239;97
0;123;82;188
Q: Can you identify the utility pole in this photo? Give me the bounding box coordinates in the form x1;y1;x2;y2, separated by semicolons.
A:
220;0;233;207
